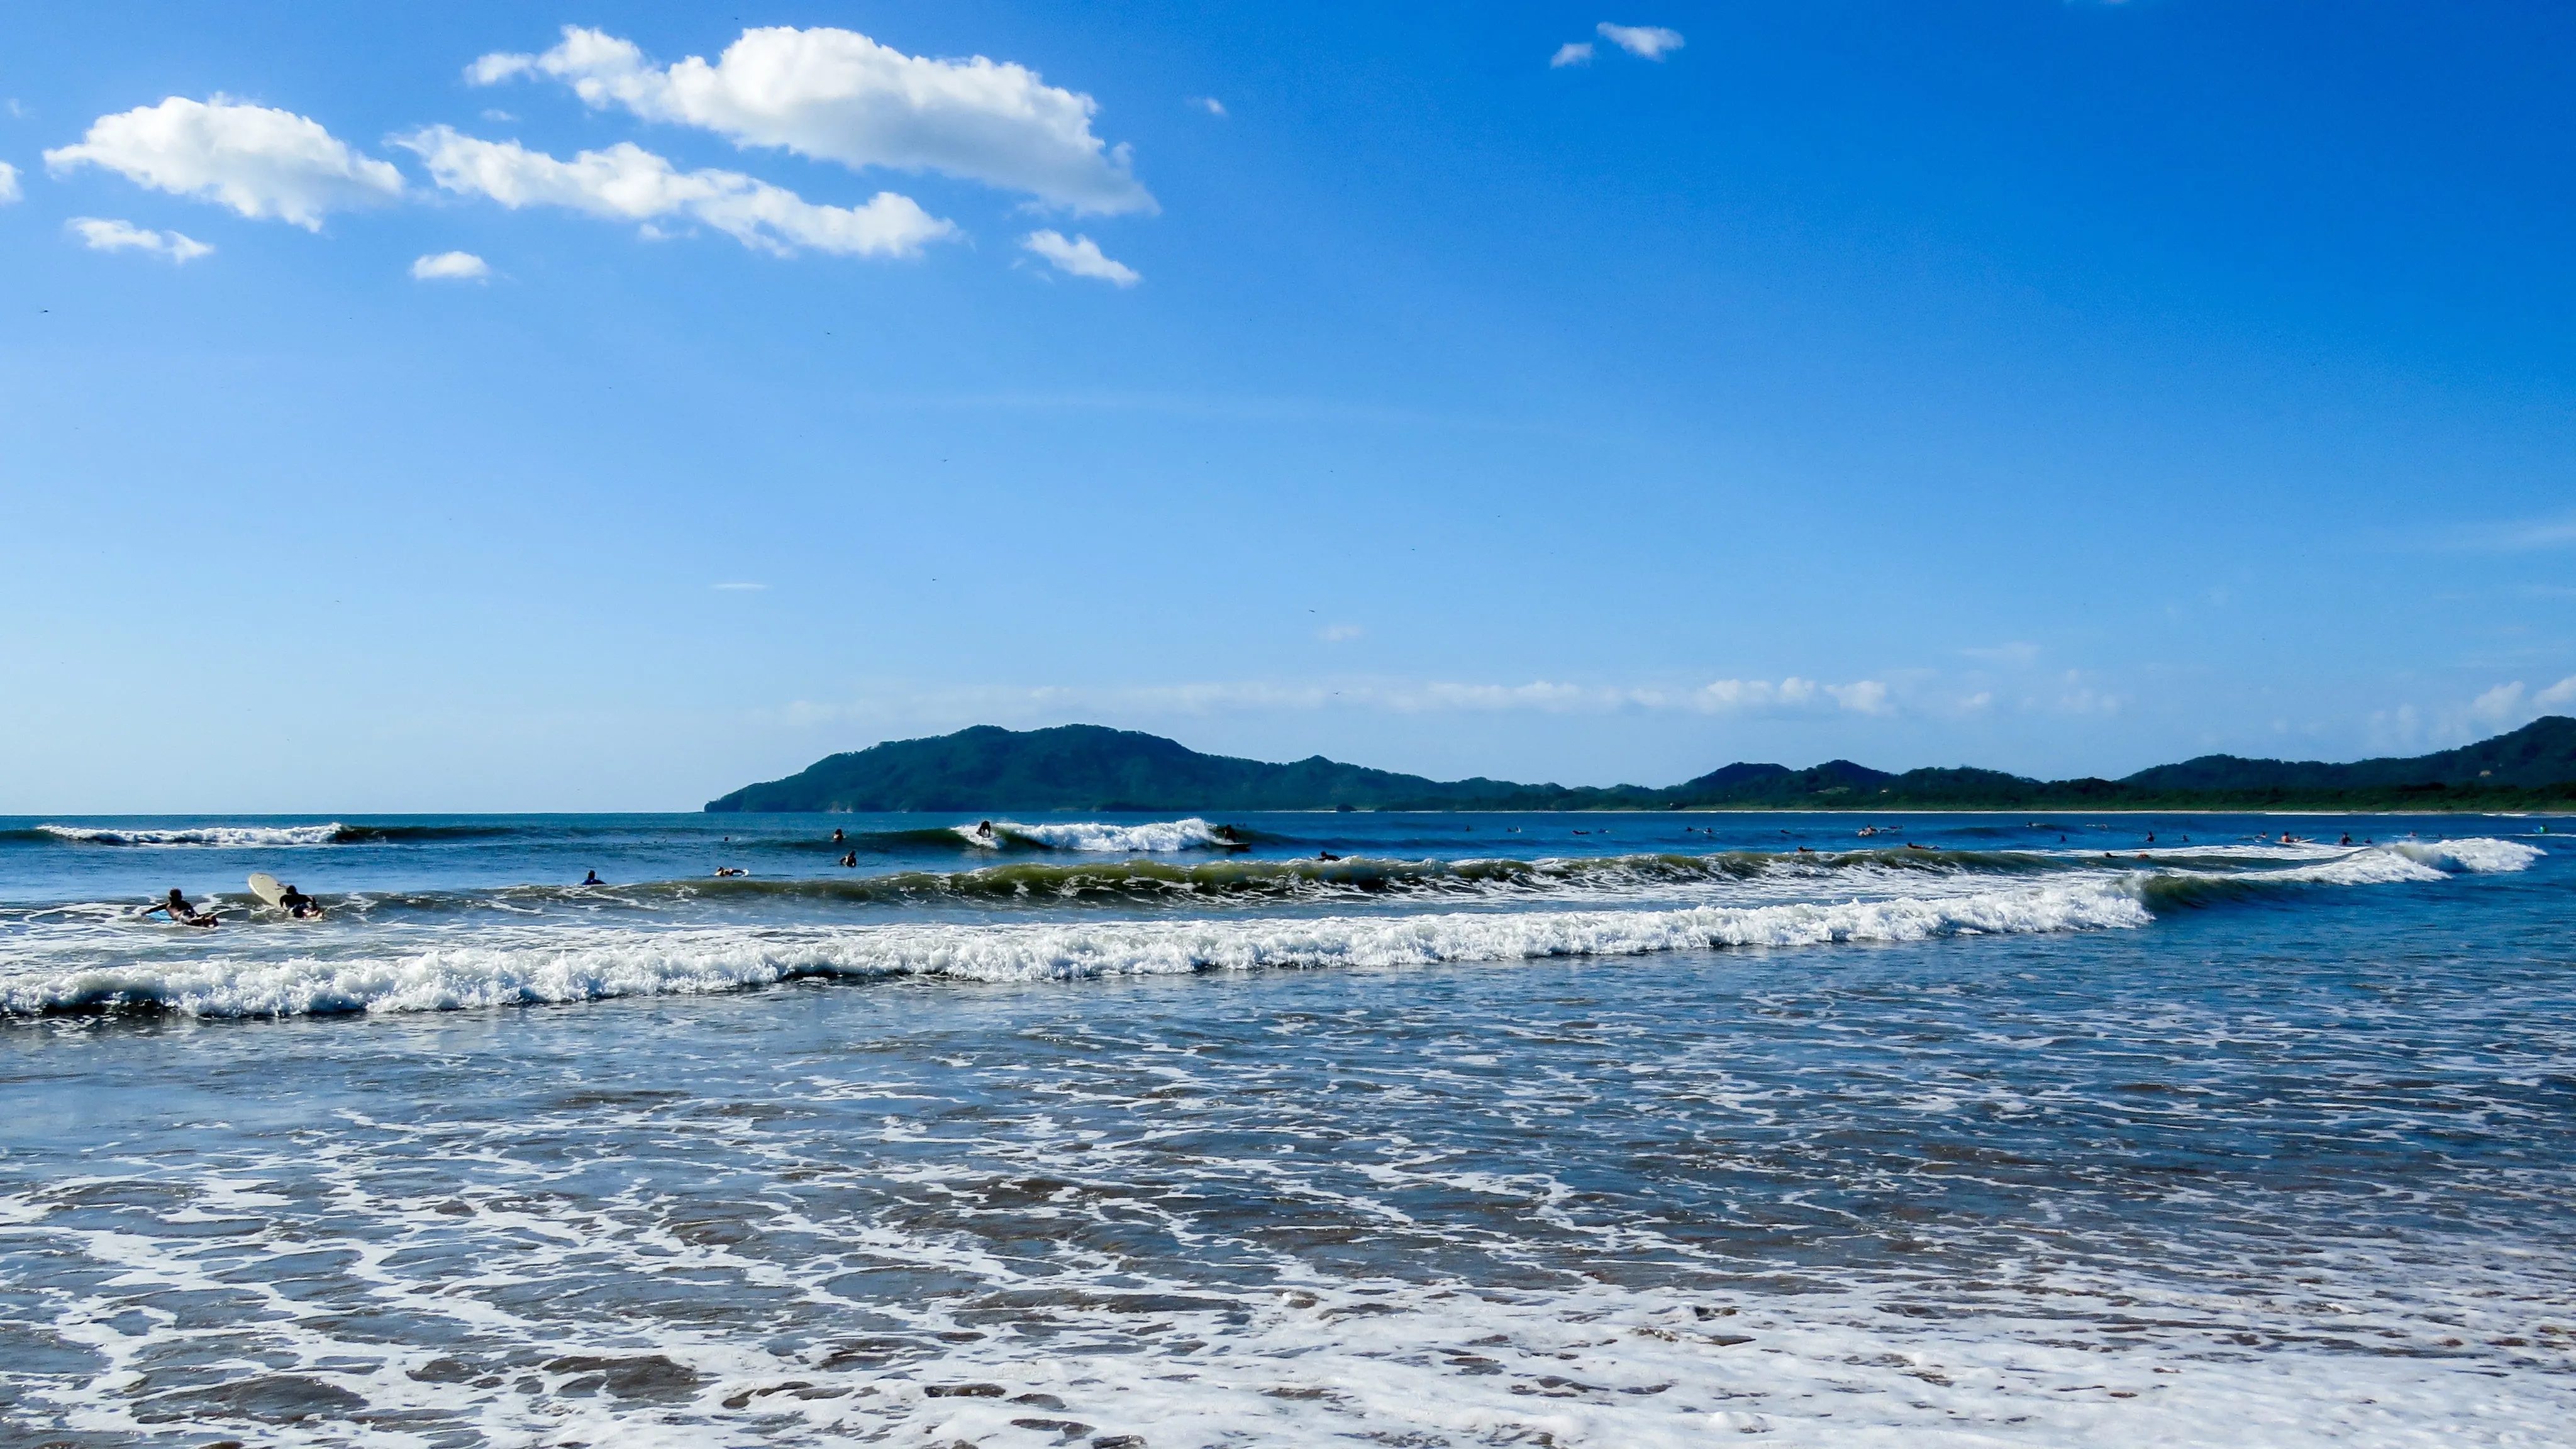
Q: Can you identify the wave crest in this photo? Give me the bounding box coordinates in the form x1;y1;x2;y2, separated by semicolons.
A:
37;823;349;848
7;884;2153;1018
956;818;1240;852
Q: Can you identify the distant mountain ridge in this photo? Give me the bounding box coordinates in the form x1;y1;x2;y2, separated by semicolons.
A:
704;718;2576;813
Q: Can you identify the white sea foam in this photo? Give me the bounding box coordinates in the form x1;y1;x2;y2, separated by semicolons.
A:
961;816;1231;851
9;1135;2568;1449
2388;836;2545;873
36;822;346;848
2190;837;2543;888
1;883;2152;1017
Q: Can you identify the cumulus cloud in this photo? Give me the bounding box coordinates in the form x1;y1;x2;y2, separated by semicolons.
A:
1190;96;1226;117
409;250;489;280
1021;228;1139;286
1597;23;1686;58
397;127;956;258
0;161;19;203
2470;674;2576;727
45;96;401;228
471;25;1154;215
66;216;211;262
1550;42;1596;67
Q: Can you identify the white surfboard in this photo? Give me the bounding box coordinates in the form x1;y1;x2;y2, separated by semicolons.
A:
248;872;286;908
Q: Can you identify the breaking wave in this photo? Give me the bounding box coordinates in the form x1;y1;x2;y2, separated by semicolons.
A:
3;882;2155;1017
36;823;352;848
0;838;2538;1019
953;818;1244;852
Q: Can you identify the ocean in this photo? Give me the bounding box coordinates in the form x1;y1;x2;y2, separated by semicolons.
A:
0;809;2568;1446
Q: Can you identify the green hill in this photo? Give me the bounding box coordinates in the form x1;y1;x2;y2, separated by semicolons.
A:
705;717;2576;813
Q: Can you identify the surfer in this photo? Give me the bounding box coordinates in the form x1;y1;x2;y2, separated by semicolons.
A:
831;828;845;844
582;870;604;886
1215;824;1240;843
839;852;857;867
1317;850;1342;862
277;883;322;919
975;820;996;841
140;889;217;928
714;867;748;878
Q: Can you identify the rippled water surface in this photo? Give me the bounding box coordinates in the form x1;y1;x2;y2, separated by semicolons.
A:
1;810;2570;1445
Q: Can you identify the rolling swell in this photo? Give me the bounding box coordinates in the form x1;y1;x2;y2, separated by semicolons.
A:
81;840;2531;921
282;848;2075;917
0;835;2534;1016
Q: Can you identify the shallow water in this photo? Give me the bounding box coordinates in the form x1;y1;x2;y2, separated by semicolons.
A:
1;811;2570;1445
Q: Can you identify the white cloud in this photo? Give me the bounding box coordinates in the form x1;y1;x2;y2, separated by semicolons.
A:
1597;23;1686;59
471;25;1154;215
1825;680;1893;714
1319;624;1363;642
1021;228;1139;286
1550;42;1596;67
45;96;401;229
785;674;1895;726
397;127;956;259
66;216;211;262
0;161;19;204
2396;672;2576;748
2470;680;2528;724
1190;96;1226;117
410;250;489;281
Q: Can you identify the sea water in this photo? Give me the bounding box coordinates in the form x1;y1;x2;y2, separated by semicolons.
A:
0;811;2568;1446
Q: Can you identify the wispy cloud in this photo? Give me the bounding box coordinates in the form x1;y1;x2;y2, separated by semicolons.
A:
66;216;211;262
1189;96;1226;117
1021;229;1140;286
711;582;768;591
1550;42;1596;68
1960;641;2040;666
398;127;956;260
0;161;19;204
1319;624;1364;642
2443;513;2576;552
780;674;1897;728
2368;672;2576;753
1597;23;1685;59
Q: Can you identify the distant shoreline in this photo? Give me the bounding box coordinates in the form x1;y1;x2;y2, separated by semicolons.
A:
706;719;2576;816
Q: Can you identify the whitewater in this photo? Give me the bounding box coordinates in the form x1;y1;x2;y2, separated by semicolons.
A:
0;809;2568;1447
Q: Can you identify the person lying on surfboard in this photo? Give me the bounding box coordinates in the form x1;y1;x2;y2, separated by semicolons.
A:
139;888;218;928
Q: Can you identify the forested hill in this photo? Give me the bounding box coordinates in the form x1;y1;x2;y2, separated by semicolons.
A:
704;718;2576;813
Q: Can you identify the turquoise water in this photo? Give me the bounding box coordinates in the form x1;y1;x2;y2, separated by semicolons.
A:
0;811;2568;1445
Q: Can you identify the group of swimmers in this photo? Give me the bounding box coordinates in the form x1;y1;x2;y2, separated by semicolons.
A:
137;882;319;928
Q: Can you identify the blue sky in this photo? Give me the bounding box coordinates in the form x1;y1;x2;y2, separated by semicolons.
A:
4;1;2574;812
